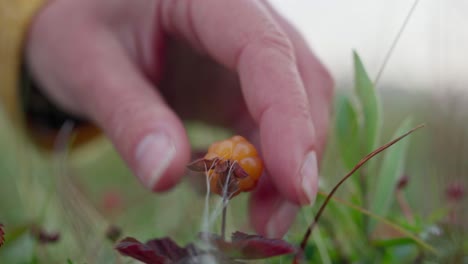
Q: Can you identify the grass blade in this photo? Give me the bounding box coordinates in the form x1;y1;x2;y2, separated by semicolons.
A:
353;51;381;154
369;117;414;231
336;95;361;170
316;191;438;255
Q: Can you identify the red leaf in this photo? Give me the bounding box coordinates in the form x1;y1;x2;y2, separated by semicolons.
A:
146;237;197;262
116;237;197;264
116;237;169;264
0;223;4;247
187;158;219;172
207;231;296;260
117;232;295;263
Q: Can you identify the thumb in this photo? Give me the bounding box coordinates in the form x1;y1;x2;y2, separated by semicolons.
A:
27;14;190;191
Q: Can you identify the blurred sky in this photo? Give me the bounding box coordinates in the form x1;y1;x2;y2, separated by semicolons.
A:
270;0;468;92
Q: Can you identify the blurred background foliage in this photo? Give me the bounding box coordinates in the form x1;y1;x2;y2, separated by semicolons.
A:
0;61;466;263
1;0;468;263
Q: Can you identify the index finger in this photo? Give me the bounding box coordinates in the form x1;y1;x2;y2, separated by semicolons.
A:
159;0;318;204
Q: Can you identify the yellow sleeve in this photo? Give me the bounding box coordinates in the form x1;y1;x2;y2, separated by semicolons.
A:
0;0;100;149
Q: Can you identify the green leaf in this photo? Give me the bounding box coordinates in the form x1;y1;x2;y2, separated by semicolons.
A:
353;51;381;153
317;190;438;255
335;95;361;170
3;224;29;247
373;237;415;248
381;243;419;264
369;118;413;231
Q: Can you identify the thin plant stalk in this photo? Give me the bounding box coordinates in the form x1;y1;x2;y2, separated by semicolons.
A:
221;202;227;241
396;190;415;223
373;0;421;86
220;162;236;240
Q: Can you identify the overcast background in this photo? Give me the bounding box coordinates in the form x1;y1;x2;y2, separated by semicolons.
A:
270;0;468;93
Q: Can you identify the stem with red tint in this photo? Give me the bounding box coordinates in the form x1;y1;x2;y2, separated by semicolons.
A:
293;124;424;263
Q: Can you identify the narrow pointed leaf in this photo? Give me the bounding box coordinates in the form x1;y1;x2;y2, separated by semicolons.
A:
353;51;381;153
187;158;218;172
369;117;413;231
335;95;361;170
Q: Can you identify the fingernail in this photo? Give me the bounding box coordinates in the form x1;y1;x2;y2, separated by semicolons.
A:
135;132;175;190
300;151;318;205
266;201;299;238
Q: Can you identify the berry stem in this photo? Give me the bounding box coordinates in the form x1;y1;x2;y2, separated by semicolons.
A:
221;163;234;241
221;200;227;241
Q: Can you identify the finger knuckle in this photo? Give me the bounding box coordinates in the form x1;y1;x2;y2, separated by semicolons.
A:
261;95;311;126
104;97;147;140
241;21;295;64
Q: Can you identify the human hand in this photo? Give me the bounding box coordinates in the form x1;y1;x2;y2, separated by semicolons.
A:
26;0;333;237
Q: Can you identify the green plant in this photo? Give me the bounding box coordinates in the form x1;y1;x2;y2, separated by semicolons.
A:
292;51;467;264
113;53;436;264
300;52;417;263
